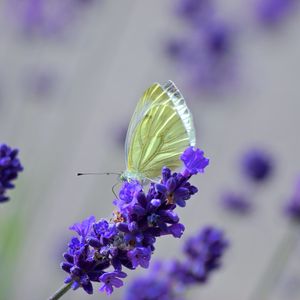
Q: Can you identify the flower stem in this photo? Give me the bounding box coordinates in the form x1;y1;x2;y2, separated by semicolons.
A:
248;222;299;300
48;282;73;300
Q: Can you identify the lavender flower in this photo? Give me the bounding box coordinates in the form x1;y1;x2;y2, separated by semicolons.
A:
241;149;273;183
60;147;209;296
221;190;252;215
254;0;297;26
124;226;228;300
0;144;23;203
285;177;300;222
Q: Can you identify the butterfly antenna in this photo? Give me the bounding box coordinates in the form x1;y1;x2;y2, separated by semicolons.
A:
77;172;121;176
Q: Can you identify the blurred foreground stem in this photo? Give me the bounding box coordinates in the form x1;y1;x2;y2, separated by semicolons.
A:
249;222;299;300
48;281;73;300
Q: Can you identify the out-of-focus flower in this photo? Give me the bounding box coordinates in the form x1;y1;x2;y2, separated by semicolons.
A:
0;144;23;203
175;0;214;25
241;149;273;183
254;0;297;26
124;226;228;300
24;69;58;100
60;147;209;295
178;226;228;283
167;20;237;91
285;177;300;222
221;190;252;215
7;0;95;38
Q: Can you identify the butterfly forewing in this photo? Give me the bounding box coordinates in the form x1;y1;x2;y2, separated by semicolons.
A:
125;81;195;179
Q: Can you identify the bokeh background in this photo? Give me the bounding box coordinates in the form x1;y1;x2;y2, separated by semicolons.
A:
0;0;300;299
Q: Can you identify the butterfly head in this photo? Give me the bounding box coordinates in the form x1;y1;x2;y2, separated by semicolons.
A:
120;170;146;183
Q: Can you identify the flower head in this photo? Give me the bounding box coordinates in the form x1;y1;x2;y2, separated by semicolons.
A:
181;146;209;176
181;226;228;283
0;143;23;203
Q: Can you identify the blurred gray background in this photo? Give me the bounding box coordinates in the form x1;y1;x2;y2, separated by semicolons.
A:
0;0;300;299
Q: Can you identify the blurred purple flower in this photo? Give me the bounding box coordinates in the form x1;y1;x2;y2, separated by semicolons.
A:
24;69;58;99
167;20;237;91
241;148;273;183
285;177;300;222
221;190;252;215
7;0;95;38
124;226;228;300
124;276;176;300
254;0;297;26
0;143;23;203
175;0;214;25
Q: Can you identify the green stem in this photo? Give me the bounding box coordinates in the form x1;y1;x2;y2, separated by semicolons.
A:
248;223;299;300
48;281;73;300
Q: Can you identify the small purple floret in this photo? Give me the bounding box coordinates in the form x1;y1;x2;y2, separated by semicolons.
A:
99;271;127;295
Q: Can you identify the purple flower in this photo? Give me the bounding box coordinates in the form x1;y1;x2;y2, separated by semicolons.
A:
99;271;127;295
127;247;151;268
0;143;23;203
180;146;209;176
60;147;209;295
254;0;297;26
241;148;273;183
7;0;96;38
221;191;252;215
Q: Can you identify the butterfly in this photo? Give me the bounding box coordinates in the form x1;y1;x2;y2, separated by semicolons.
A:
120;80;196;182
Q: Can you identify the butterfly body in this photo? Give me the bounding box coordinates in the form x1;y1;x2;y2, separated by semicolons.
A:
122;80;196;182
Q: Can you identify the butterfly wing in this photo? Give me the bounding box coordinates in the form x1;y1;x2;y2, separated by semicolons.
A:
125;80;196;179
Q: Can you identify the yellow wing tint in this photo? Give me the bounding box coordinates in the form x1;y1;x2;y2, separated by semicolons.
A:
125;80;196;179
